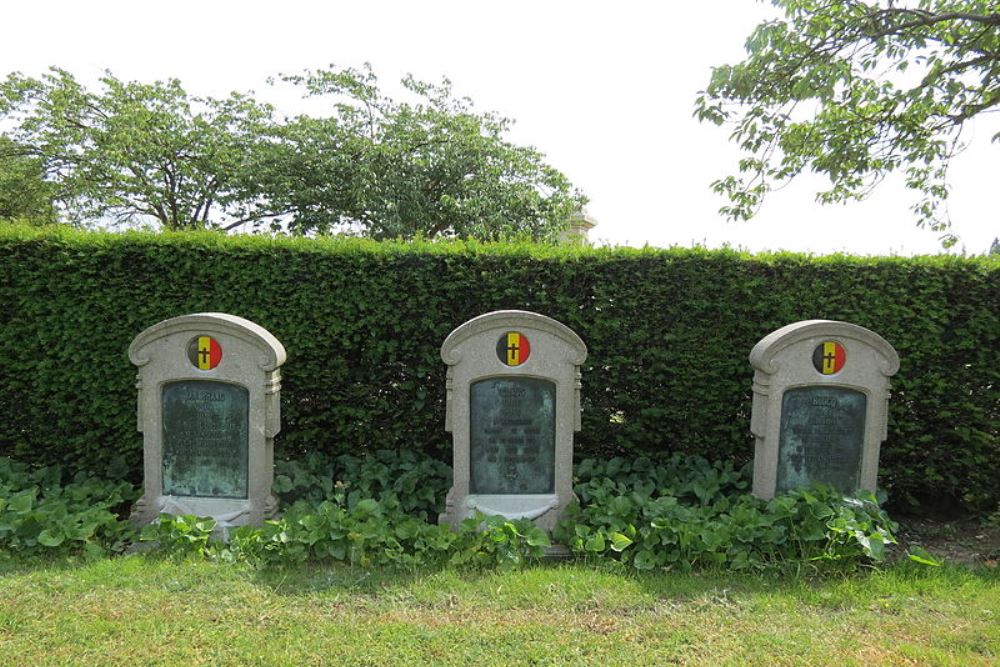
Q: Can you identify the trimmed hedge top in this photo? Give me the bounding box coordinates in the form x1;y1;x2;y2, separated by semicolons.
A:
0;225;997;510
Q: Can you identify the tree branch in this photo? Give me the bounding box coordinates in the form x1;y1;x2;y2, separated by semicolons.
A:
920;53;999;87
950;89;1000;124
219;207;298;231
877;9;1000;29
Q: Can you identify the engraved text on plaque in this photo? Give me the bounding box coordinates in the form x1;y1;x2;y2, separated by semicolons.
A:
162;380;249;498
470;378;555;494
777;386;867;495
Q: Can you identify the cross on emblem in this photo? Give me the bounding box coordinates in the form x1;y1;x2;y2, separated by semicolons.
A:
188;335;222;370
496;331;530;366
812;341;845;375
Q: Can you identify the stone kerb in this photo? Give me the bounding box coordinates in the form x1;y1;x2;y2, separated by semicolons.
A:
129;312;286;535
439;310;587;531
749;319;899;500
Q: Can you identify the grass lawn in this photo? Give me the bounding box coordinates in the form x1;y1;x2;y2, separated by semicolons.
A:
0;556;996;666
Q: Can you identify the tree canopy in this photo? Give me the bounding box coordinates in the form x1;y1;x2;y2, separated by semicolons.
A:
0;66;585;241
695;0;999;244
0;69;272;231
250;67;584;240
0;136;57;223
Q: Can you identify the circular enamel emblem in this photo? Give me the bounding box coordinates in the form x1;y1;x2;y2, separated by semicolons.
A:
812;341;846;375
187;335;223;370
496;331;531;366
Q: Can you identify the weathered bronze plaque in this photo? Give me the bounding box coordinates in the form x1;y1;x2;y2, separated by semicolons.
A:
470;378;555;494
162;380;249;498
777;386;867;495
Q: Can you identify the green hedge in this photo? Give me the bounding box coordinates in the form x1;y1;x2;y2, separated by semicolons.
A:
0;226;996;510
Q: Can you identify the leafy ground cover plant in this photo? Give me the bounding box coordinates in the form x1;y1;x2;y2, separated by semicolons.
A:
273;449;451;519
449;513;551;571
555;454;899;571
143;503;548;572
0;457;137;558
224;498;457;568
0;451;925;572
139;513;217;557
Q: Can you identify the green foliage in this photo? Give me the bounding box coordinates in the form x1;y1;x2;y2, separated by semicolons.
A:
695;0;1000;243
0;451;955;572
132;450;540;570
258;65;585;240
0;226;996;510
0;68;274;231
555;455;900;571
273;449;451;519
210;504;547;571
907;545;944;567
0;458;137;558
0;66;583;240
450;513;551;571
573;455;751;507
0;137;57;223
139;513;217;557
229;451;543;570
222;499;457;569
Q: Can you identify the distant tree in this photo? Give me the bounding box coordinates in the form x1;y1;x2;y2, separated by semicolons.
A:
695;0;999;245
0;137;57;223
249;66;585;240
0;68;274;231
0;66;585;241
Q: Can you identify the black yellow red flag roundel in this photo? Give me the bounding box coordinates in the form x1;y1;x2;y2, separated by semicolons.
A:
812;341;846;375
187;335;223;370
496;331;531;366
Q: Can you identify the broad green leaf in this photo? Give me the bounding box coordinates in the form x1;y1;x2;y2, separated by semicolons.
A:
610;532;634;552
37;528;66;547
584;533;606;552
526;531;551;548
633;549;657;570
907;546;943;567
8;490;36;513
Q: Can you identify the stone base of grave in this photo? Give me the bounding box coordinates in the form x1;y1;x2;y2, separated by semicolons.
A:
129;494;153;528
439;492;572;532
129;493;279;539
541;543;573;560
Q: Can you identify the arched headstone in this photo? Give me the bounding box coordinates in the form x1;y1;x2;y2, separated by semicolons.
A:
128;313;286;533
439;310;587;531
749;320;899;499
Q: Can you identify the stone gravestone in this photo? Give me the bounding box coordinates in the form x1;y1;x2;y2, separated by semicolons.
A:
749;320;899;499
439;310;587;531
128;313;286;534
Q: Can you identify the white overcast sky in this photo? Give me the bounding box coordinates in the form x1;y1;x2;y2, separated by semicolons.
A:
3;0;997;255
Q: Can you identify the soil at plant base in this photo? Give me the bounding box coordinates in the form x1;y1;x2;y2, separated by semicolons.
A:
892;516;1000;567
